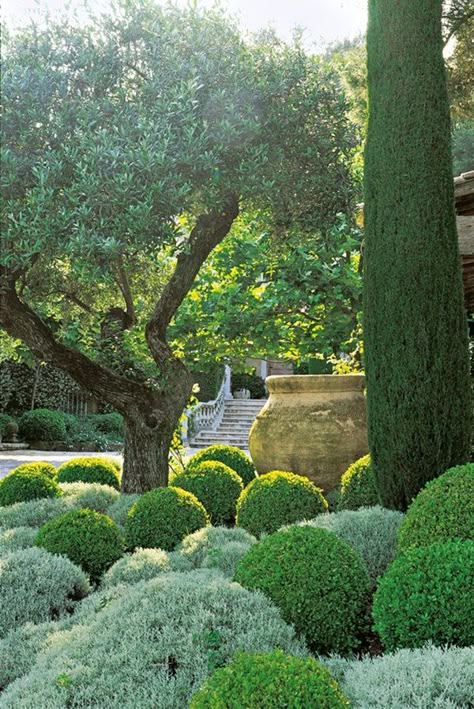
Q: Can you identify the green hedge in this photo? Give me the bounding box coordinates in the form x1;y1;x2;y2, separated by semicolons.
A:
10;462;56;480
125;486;209;551
56;457;121;491
18;409;67;442
236;471;327;537
235;525;371;654
172;461;243;525
0;468;61;507
190;649;350;708
373;540;474;650
397;463;474;552
36;508;124;582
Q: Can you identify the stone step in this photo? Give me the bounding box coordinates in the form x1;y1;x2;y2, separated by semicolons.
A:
193;433;249;445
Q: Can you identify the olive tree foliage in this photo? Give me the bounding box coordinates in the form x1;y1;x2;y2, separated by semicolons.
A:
0;1;355;491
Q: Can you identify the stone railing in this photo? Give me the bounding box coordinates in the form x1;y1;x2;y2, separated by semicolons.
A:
184;365;232;442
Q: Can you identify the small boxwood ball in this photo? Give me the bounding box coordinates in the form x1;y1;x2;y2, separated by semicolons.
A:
56;457;121;491
372;540;474;650
11;462;57;480
190;649;350;708
235;525;371;655
186;445;257;486
236;470;327;537
397;463;474;552
36;508;124;582
0;468;61;507
18;408;67;442
337;454;379;511
125;486;209;551
172;461;243;525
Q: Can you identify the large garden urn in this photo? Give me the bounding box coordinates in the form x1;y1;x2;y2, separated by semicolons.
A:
249;374;368;492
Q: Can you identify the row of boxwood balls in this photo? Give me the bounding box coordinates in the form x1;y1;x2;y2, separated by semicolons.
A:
0;446;473;654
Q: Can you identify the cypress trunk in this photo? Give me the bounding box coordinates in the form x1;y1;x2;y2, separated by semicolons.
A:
364;0;472;510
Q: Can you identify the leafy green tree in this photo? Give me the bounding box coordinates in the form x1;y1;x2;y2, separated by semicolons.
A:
0;2;355;491
364;0;472;510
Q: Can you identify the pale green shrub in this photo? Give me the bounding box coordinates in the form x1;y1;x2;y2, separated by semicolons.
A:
0;547;90;638
1;570;305;708
0;622;59;689
102;548;191;588
325;644;474;708
201;540;256;577
177;526;256;567
107;493;140;527
59;482;119;513
0;526;38;553
299;506;404;587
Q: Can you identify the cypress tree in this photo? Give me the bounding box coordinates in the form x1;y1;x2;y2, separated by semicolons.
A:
363;0;472;510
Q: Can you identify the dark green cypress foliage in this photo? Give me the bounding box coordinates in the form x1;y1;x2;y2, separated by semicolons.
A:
363;0;472;510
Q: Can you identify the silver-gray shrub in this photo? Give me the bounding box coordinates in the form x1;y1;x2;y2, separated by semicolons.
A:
177;525;256;568
0;526;38;553
201;540;255;577
0;622;60;689
324;643;474;708
0;496;73;528
59;482;119;513
299;506;404;586
102;547;192;588
0;547;91;638
2;570;305;708
106;493;141;528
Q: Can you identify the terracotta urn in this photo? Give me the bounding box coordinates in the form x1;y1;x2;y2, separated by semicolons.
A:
249;374;368;492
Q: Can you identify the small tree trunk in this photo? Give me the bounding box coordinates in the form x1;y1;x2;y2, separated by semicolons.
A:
121;414;174;493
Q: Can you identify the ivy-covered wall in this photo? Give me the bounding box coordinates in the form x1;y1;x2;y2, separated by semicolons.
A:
0;361;80;415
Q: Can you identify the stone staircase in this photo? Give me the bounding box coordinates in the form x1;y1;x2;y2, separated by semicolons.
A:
190;399;265;450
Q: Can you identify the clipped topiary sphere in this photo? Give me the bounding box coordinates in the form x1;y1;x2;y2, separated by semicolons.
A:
11;462;56;480
59;482;119;513
18;409;67;442
235;525;371;654
397;463;474;552
190;649;350;708
186;445;257;486
372;540;474;650
0;468;61;507
36;508;124;582
125;486;209;551
236;471;327;537
337;454;379;511
101;547;190;588
0;547;90;637
172;461;243;525
56;457;121;491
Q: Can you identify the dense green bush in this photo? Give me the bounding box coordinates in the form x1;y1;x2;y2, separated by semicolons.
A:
301;506;404;587
178;526;257;578
0;413;16;437
0;496;73;528
186;445;257;486
18;408;67;442
236;471;327;537
11;462;57;479
102;547;191;588
172;461;243;525
89;413;124;437
373;540;474;650
397;463;474;552
0;547;90;637
0;570;304;707
235;526;371;654
36;508;124;582
337;454;379;510
56;457;121;490
125;486;209;551
231;372;266;399
59;482;119;513
190;649;349;708
0;526;38;553
0;467;62;507
325;643;474;709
